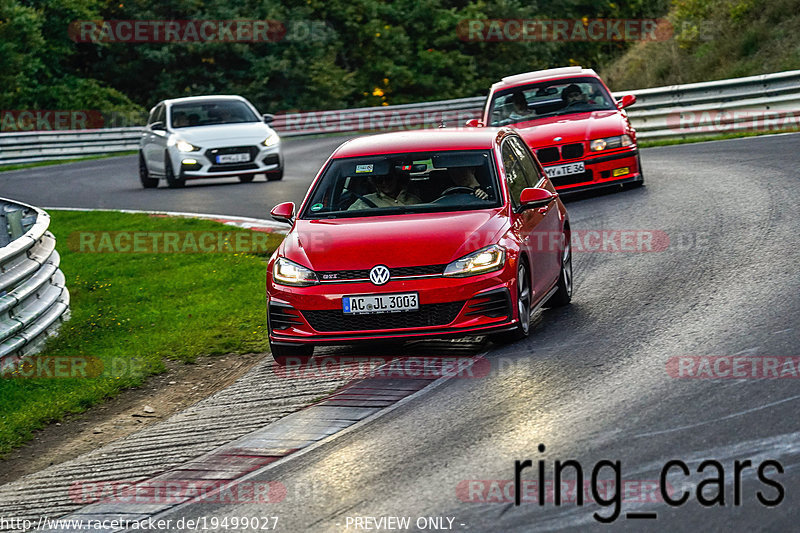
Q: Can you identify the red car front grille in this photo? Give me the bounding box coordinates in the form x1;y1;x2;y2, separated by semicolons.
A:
317;264;445;282
561;143;584;159
536;143;584;163
302;301;465;332
536;147;560;163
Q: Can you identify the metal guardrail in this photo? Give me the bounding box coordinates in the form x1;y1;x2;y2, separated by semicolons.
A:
0;128;142;166
0;70;798;165
623;70;800;140
0;198;70;363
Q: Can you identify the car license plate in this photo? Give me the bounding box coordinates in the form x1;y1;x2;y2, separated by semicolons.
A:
545;162;585;178
343;293;419;314
216;153;250;164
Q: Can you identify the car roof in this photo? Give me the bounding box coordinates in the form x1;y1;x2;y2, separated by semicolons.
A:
160;95;251;106
332;128;513;158
490;66;599;92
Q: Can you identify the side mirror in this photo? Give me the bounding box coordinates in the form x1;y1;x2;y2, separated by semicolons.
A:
150;121;166;131
263;114;275;124
270;201;295;224
464;118;484;128
618;94;636;109
519;187;558;210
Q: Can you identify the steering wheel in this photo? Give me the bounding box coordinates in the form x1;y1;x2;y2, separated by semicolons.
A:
439;186;475;196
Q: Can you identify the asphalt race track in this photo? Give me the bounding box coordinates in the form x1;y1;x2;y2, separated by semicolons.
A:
0;136;352;219
1;132;799;531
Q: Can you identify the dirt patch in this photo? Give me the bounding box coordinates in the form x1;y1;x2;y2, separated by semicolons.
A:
0;352;266;485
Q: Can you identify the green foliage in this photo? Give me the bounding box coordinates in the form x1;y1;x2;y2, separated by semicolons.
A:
1;0;672;115
0;0;143;113
603;0;800;90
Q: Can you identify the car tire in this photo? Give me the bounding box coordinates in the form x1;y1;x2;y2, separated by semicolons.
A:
139;153;159;188
238;175;256;183
490;260;531;344
270;340;313;366
165;154;185;188
266;167;284;181
547;237;573;307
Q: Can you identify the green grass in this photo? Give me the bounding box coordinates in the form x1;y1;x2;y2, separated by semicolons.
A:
0;151;137;173
639;127;800;148
0;210;284;455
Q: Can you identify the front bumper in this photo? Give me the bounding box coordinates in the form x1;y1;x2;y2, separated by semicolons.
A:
171;144;282;179
544;148;641;192
267;268;520;346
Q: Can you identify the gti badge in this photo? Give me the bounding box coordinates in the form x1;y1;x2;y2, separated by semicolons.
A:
553;136;562;142
369;265;390;286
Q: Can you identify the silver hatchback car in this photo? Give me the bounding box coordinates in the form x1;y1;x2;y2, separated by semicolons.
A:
139;95;283;188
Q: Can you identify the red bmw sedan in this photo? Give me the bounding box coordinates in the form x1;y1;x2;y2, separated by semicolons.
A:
266;128;572;362
474;66;643;193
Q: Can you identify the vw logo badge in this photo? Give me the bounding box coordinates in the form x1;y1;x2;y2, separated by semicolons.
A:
369;265;390;286
553;136;562;142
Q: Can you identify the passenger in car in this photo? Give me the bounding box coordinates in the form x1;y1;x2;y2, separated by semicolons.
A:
348;170;422;209
508;92;533;121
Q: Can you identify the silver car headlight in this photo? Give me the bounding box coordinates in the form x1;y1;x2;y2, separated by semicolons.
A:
443;245;506;277
273;257;318;286
176;139;200;152
590;134;633;152
262;132;280;147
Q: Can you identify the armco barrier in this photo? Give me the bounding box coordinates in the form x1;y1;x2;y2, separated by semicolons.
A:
0;198;70;363
0;128;142;166
0;70;798;165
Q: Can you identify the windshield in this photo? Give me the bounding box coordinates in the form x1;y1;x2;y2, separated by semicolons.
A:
300;150;501;219
169;100;260;128
488;77;616;127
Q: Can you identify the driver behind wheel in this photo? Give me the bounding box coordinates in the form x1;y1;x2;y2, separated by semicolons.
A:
348;170;422;210
562;83;588;106
447;167;489;199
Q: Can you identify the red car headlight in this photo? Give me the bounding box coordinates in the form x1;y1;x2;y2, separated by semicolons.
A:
273;257;318;286
443;245;506;278
590;134;633;151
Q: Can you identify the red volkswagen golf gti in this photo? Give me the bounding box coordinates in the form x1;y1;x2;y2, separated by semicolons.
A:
475;66;642;193
266;128;572;362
